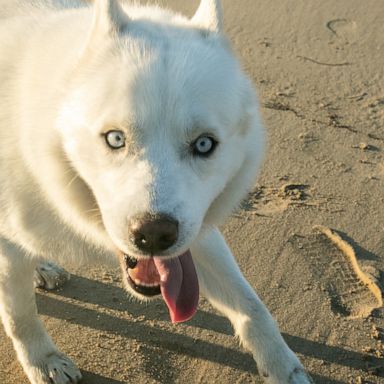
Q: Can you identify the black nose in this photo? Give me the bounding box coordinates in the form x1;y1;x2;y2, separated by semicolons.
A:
130;213;179;254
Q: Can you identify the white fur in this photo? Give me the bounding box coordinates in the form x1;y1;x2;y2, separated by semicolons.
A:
0;1;312;383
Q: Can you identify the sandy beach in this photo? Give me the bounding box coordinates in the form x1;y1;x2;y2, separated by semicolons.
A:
0;0;383;383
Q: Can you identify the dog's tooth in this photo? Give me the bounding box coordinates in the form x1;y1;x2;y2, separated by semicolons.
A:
131;276;160;288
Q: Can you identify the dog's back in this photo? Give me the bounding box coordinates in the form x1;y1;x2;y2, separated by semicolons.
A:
0;0;101;262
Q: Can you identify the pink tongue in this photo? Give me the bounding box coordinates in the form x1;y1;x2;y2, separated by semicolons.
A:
153;251;199;323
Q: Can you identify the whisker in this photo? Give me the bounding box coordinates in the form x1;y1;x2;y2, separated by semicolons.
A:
84;208;101;214
66;173;80;189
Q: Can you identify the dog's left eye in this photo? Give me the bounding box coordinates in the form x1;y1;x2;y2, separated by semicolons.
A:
105;130;126;149
192;135;217;157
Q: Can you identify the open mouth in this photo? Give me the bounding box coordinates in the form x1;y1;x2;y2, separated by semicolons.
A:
119;251;199;323
124;255;162;296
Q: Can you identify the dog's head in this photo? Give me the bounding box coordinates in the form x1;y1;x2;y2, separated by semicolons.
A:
55;0;264;321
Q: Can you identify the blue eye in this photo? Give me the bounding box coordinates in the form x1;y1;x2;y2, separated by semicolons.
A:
192;135;217;157
105;130;125;149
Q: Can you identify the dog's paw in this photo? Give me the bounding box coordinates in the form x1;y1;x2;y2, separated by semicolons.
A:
258;347;313;384
287;367;314;384
262;365;313;384
25;352;82;384
34;261;70;290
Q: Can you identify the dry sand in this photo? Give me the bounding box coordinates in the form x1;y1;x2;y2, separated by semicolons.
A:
1;0;384;383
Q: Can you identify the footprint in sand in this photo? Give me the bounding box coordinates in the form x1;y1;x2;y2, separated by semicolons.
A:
242;183;312;216
289;226;382;318
326;19;357;42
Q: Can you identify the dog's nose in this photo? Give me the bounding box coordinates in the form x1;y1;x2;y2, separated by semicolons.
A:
130;213;179;254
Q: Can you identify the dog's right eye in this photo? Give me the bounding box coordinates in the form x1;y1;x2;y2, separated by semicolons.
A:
191;135;218;157
104;130;126;149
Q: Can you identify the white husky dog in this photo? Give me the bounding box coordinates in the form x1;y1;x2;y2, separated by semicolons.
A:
0;1;312;383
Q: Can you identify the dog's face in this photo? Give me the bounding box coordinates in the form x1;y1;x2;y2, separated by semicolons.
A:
56;1;263;318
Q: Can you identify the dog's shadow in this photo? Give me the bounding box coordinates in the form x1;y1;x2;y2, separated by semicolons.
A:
36;274;382;384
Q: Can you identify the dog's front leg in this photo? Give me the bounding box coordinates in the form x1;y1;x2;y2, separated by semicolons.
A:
0;239;81;384
191;228;313;384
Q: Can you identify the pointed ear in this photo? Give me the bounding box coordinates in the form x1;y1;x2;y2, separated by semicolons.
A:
91;0;128;37
77;1;128;68
191;0;223;33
